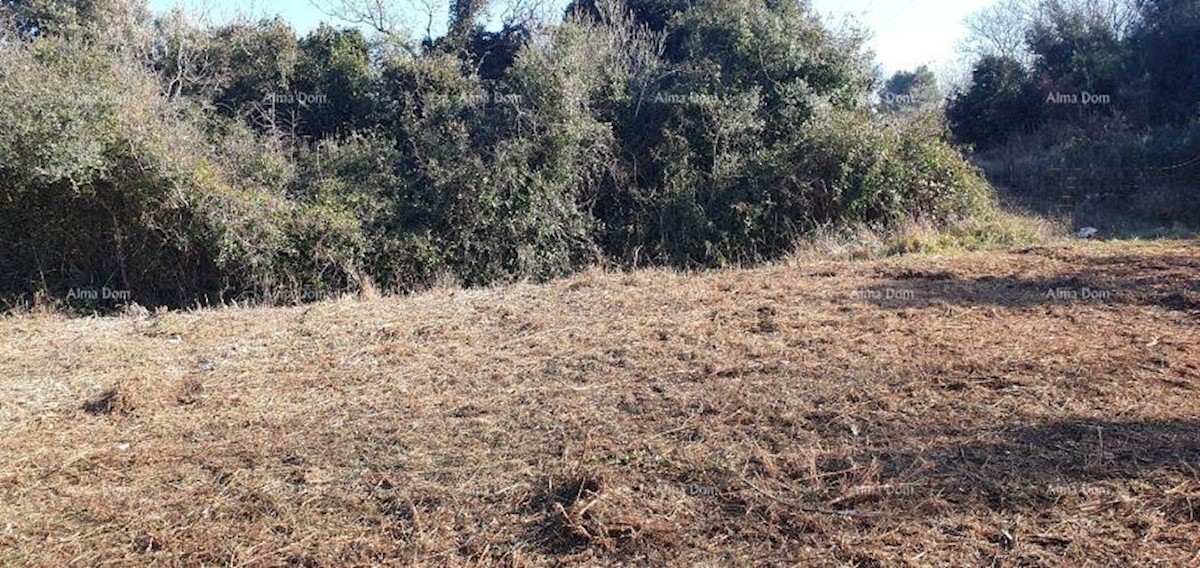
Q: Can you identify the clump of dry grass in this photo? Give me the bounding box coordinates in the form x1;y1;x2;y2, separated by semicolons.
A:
1;240;1198;566
789;211;1065;263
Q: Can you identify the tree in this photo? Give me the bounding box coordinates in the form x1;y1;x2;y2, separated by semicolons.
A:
149;7;222;101
204;18;300;130
1127;0;1200;124
879;65;942;113
958;0;1038;65
1026;0;1129;101
446;0;487;50
566;0;692;33
0;0;148;44
309;0;423;55
293;25;375;139
947;55;1042;146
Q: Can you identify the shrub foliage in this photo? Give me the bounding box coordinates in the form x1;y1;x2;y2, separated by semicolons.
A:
0;0;993;309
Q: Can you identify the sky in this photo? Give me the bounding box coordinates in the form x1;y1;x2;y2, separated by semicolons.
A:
149;0;998;75
810;0;996;74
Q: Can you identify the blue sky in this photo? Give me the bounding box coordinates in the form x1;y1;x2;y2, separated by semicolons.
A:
149;0;997;75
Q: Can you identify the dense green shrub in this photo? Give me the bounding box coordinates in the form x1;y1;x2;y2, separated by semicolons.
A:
2;0;1001;310
0;37;366;308
202;18;300;125
292;25;375;139
558;0;986;266
345;49;607;289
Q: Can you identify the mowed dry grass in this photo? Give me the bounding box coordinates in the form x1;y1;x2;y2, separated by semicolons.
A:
1;241;1199;566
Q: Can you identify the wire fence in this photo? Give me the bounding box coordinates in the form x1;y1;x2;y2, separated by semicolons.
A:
981;153;1200;217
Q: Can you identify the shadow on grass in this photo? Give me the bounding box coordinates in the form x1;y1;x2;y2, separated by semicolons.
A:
855;252;1200;312
884;418;1200;481
853;418;1200;518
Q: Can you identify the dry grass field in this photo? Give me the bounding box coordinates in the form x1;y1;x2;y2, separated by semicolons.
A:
2;240;1199;566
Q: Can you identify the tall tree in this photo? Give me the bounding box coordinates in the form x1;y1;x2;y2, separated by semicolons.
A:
958;0;1038;65
947;55;1042;146
1127;0;1200;124
446;0;487;49
1026;0;1129;99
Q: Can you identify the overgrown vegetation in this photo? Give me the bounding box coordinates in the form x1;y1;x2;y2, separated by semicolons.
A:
0;0;1017;310
947;0;1200;233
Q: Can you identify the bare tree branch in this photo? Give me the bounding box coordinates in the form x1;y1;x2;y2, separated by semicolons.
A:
308;0;426;56
957;0;1038;65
